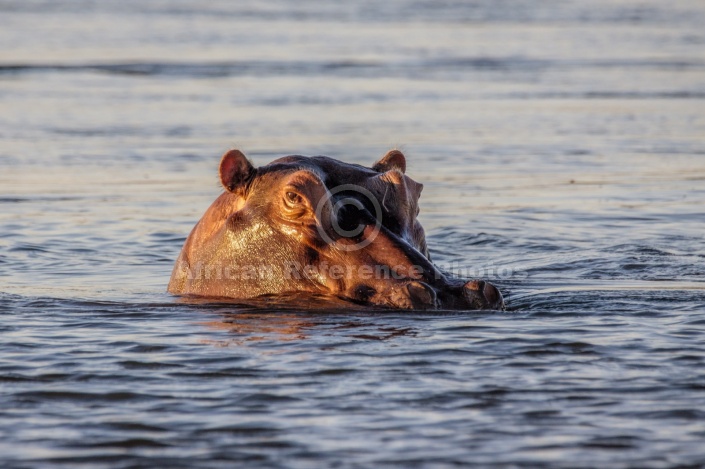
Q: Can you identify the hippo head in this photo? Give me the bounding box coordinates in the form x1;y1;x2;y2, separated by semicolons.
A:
168;149;504;310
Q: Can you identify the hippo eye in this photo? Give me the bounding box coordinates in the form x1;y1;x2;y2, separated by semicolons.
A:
285;191;303;205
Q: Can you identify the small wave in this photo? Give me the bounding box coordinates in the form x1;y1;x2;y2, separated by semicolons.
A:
78;438;171;448
119;360;184;370
8;243;52;254
0;196;85;204
236;393;303;405
580;436;641;449
14;390;160;402
0;60;380;78
504;91;705;100
3;57;703;80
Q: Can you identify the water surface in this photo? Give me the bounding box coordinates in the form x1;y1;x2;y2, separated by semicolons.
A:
1;1;705;467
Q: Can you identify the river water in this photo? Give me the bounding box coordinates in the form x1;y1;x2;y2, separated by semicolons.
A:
1;1;705;467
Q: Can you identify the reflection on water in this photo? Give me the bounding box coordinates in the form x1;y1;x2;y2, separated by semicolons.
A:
200;313;420;345
201;314;316;344
1;0;705;467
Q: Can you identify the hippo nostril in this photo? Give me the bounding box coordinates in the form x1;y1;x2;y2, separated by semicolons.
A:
462;280;504;310
462;281;481;306
463;280;483;293
483;282;502;308
406;281;437;308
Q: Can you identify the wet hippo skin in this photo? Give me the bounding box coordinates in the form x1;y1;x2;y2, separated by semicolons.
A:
168;149;504;310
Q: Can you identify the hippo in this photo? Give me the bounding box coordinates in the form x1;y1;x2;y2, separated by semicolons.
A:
168;149;504;310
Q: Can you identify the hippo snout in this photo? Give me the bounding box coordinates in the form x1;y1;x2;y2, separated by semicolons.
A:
373;279;503;311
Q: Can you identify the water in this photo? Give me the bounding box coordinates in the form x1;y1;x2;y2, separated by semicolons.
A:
2;1;705;467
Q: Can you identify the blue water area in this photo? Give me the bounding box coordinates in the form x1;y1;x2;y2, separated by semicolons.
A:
1;1;704;467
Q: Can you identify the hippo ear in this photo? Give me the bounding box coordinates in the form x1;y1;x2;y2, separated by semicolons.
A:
372;149;406;174
219;149;255;193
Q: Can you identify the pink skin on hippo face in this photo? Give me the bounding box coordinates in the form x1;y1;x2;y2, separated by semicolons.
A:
168;149;504;310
